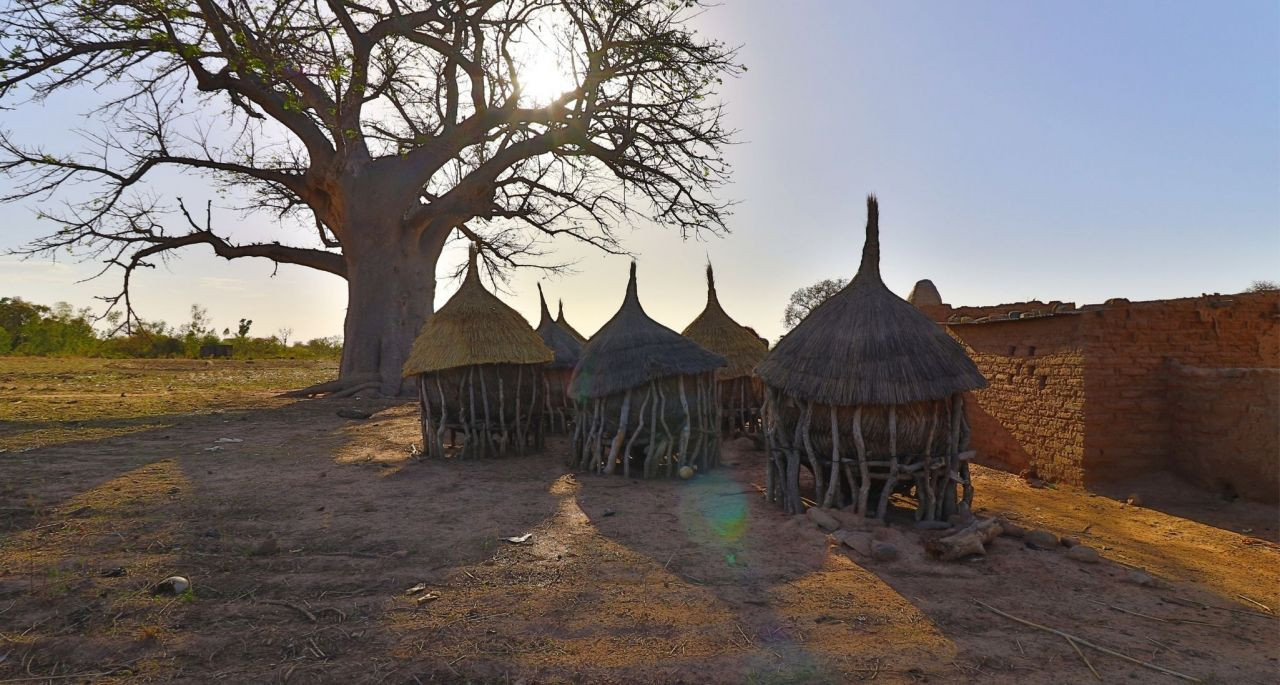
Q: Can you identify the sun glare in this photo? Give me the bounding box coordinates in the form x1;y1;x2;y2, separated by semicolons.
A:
517;43;578;106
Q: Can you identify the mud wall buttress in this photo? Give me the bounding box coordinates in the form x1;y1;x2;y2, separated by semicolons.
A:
1167;363;1280;503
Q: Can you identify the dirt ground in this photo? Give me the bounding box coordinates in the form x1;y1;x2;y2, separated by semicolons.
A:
1;360;1278;683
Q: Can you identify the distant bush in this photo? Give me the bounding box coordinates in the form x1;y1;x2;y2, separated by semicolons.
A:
0;296;341;360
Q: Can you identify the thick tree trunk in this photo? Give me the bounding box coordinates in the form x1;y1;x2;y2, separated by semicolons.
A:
338;211;449;396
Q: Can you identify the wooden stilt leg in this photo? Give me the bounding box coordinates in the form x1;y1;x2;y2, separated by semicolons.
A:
851;406;870;516
605;388;632;475
822;404;841;508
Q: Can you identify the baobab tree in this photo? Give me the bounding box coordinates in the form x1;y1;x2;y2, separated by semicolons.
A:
0;0;739;394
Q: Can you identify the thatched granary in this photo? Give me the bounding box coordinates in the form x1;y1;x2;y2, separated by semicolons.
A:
402;246;554;459
535;284;584;433
681;264;770;436
756;196;988;520
569;263;726;477
556;300;588;344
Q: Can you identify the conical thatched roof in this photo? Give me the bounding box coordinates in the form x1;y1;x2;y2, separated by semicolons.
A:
536;283;583;370
908;279;943;306
756;196;987;405
402;246;553;377
681;264;769;380
569;263;726;399
556;300;588;344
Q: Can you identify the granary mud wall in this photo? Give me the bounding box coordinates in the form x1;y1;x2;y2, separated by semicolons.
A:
939;290;1279;498
1167;363;1280;504
948;317;1085;483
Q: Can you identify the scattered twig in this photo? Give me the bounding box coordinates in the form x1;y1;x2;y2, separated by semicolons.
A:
1161;596;1277;621
1236;595;1272;614
0;660;136;683
259;600;317;623
1065;636;1102;681
973;599;1201;682
1089;599;1220;626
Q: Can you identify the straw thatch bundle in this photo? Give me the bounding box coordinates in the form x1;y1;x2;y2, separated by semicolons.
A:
535;284;584;433
568;263;726;477
757;196;988;519
402;246;554;459
556;300;588;344
681;264;769;436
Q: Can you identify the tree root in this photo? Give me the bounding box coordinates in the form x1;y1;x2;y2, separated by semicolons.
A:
329;381;381;399
280;373;380;398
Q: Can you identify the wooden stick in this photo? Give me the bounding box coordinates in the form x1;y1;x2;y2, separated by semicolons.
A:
465;366;477;458
677;376;692;469
973;599;1201;682
1089;600;1222;627
1237;595;1273;613
623;385;652;478
605;388;632;474
822;404;840;508
1160;595;1278;621
1065;636;1102;681
851;406;870;516
478;366;493;456
497;371;508;455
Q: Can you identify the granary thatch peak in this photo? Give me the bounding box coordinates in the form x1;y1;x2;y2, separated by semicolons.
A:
682;260;768;380
705;262;721;308
623;261;642;310
536;282;553;327
463;243;481;284
534;282;582;370
854;194;881;285
556;298;588;344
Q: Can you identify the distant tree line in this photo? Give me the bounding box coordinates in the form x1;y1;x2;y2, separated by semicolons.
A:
0;298;340;360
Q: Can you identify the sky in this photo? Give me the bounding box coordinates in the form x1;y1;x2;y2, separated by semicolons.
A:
1;0;1277;343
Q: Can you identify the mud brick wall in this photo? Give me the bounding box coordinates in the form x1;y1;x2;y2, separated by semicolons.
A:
934;290;1279;492
1079;292;1280;482
1167;363;1280;503
948;316;1086;483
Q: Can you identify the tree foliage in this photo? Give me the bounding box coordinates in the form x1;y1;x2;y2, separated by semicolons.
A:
1246;279;1278;293
0;0;741;333
782;278;848;331
0;296;340;358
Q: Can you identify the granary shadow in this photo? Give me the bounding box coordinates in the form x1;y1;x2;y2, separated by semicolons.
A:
570;439;962;681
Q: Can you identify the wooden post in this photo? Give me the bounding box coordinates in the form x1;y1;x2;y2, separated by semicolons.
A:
943;393;962;518
822;404;841;508
623;385;652;478
677;376;692;469
605;388;632;474
851;406;870;516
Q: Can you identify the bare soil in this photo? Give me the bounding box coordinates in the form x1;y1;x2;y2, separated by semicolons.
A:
1;360;1277;683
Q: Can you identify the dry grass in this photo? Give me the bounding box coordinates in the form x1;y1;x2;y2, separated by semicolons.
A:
0;357;336;450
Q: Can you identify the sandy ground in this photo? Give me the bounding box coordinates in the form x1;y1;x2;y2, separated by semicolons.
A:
1;379;1278;683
